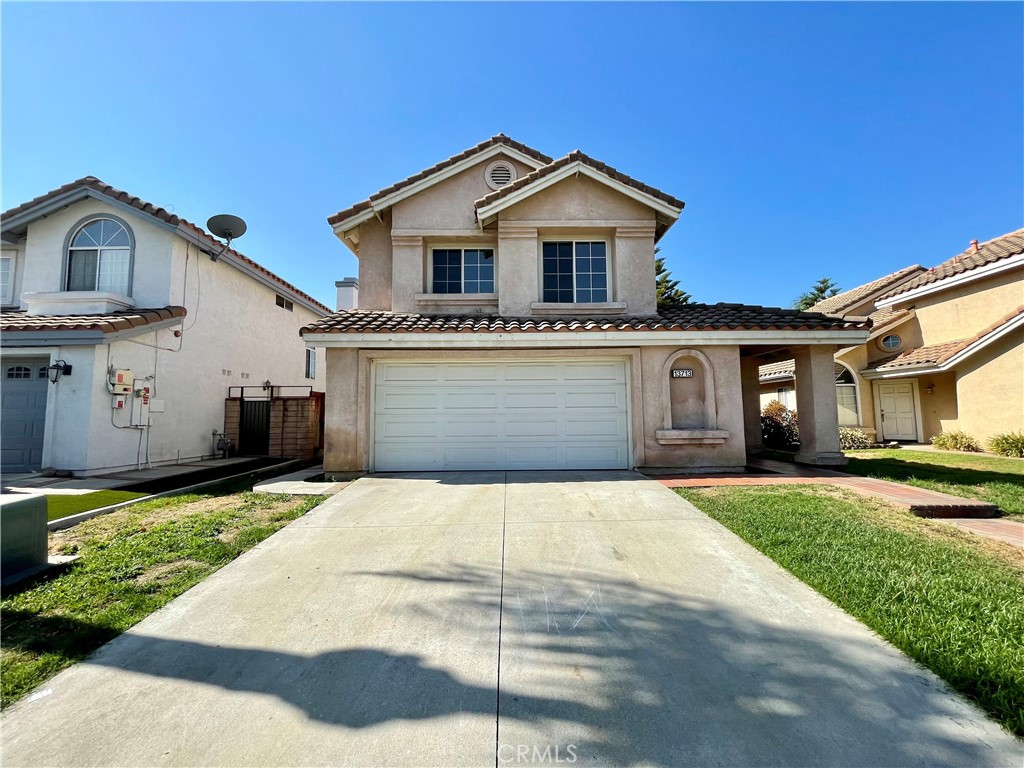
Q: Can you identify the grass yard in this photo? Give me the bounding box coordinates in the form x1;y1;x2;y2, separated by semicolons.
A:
1;490;325;709
46;490;148;522
678;485;1024;736
843;449;1024;518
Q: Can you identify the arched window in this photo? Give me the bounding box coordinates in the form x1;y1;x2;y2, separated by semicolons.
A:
835;364;860;426
66;218;133;295
6;366;31;379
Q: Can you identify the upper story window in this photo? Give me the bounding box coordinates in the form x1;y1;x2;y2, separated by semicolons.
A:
304;348;316;379
66;218;132;295
431;248;494;294
276;295;294;311
542;241;608;303
0;255;12;304
880;334;902;351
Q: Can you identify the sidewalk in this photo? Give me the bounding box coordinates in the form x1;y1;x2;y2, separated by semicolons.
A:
651;458;1023;550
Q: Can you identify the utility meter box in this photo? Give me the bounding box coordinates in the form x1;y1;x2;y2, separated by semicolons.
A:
111;369;134;394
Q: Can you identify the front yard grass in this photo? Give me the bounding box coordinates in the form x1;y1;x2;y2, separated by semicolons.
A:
678;485;1024;736
46;490;148;521
843;449;1024;517
1;490;325;709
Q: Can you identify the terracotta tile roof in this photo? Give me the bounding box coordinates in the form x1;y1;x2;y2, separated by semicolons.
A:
1;307;187;334
881;228;1024;300
302;303;870;336
808;265;925;315
326;135;553;227
759;360;796;381
867;306;911;328
474;149;685;213
1;177;332;315
866;305;1024;371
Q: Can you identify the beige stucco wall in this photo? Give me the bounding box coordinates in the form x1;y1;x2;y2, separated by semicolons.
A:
499;175;654;224
954;330;1024;442
353;214;393;311
391;154;534;232
907;270;1023;345
322;344;749;473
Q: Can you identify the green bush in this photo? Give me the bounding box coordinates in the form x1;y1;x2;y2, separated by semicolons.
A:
761;400;799;448
988;431;1024;458
931;430;981;452
839;427;872;450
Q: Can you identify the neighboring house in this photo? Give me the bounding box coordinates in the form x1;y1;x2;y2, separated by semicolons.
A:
302;135;869;472
1;177;331;475
759;229;1023;444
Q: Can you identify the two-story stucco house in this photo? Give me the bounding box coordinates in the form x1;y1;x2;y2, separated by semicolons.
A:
302;135;869;473
759;228;1023;445
1;177;331;475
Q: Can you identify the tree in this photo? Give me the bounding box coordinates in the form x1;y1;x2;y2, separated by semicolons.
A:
793;277;840;311
655;248;691;307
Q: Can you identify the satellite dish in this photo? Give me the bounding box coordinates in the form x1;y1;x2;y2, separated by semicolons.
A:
205;214;247;261
207;214;247;241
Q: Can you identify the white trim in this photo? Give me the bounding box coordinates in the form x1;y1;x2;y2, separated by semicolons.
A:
304;328;868;349
330;144;547;236
0;254;13;305
872;379;923;442
876;253;1024;308
475;162;683;223
861;312;1024;379
866;309;915;340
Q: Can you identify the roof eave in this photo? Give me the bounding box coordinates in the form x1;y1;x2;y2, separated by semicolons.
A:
877;253;1024;308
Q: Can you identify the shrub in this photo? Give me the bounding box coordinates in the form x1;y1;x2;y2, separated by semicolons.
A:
839;427;872;450
931;430;981;452
761;400;799;448
988;431;1024;458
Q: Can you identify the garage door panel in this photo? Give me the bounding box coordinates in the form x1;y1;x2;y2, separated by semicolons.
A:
443;419;500;439
442;392;498;410
505;391;558;409
1;358;49;473
505;419;560;438
373;360;629;471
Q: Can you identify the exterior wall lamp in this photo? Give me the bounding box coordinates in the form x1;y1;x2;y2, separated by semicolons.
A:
925;384;935;395
47;360;72;384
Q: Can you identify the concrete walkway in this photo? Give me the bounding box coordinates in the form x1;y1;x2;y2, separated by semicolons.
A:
2;472;1020;767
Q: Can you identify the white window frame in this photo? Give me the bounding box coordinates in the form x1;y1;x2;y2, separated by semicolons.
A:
879;334;902;352
305;348;316;380
427;246;496;295
64;217;133;295
540;240;611;304
0;255;13;305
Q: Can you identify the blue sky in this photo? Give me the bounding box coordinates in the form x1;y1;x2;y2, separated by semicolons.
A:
3;2;1021;310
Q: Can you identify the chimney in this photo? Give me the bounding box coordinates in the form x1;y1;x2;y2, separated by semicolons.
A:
336;277;359;311
970;240;979;253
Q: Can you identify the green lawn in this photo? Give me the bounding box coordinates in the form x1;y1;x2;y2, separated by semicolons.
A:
46;490;148;522
679;485;1024;736
843;449;1024;517
1;491;326;709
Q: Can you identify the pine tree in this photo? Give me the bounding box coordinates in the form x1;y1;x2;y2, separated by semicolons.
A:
655;248;691;307
793;277;840;311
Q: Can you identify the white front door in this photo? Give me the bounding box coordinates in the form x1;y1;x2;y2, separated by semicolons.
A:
372;360;630;471
877;381;917;441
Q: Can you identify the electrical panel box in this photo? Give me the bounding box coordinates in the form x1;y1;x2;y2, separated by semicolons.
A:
110;369;134;395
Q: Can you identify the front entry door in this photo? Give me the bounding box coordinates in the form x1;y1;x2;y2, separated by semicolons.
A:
878;382;917;441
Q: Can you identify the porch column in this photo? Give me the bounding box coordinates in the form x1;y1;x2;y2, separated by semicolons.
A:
793;345;846;466
739;356;763;456
390;235;423;313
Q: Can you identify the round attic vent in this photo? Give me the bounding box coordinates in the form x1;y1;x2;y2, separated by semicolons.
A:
485;160;517;190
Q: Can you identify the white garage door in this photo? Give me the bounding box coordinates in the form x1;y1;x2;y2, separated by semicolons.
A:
373;360;630;471
1;359;49;474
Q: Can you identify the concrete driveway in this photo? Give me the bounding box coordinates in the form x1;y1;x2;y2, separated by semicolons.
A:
3;471;1020;767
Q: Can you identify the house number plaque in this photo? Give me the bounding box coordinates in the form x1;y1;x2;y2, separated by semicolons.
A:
671;369;694;378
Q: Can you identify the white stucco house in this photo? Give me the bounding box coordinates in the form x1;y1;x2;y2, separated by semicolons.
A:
302;135;870;473
1;177;331;476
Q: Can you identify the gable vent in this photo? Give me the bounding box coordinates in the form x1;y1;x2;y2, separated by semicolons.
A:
485;161;517;190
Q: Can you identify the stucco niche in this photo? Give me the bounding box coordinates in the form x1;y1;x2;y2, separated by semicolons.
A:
656;349;729;445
